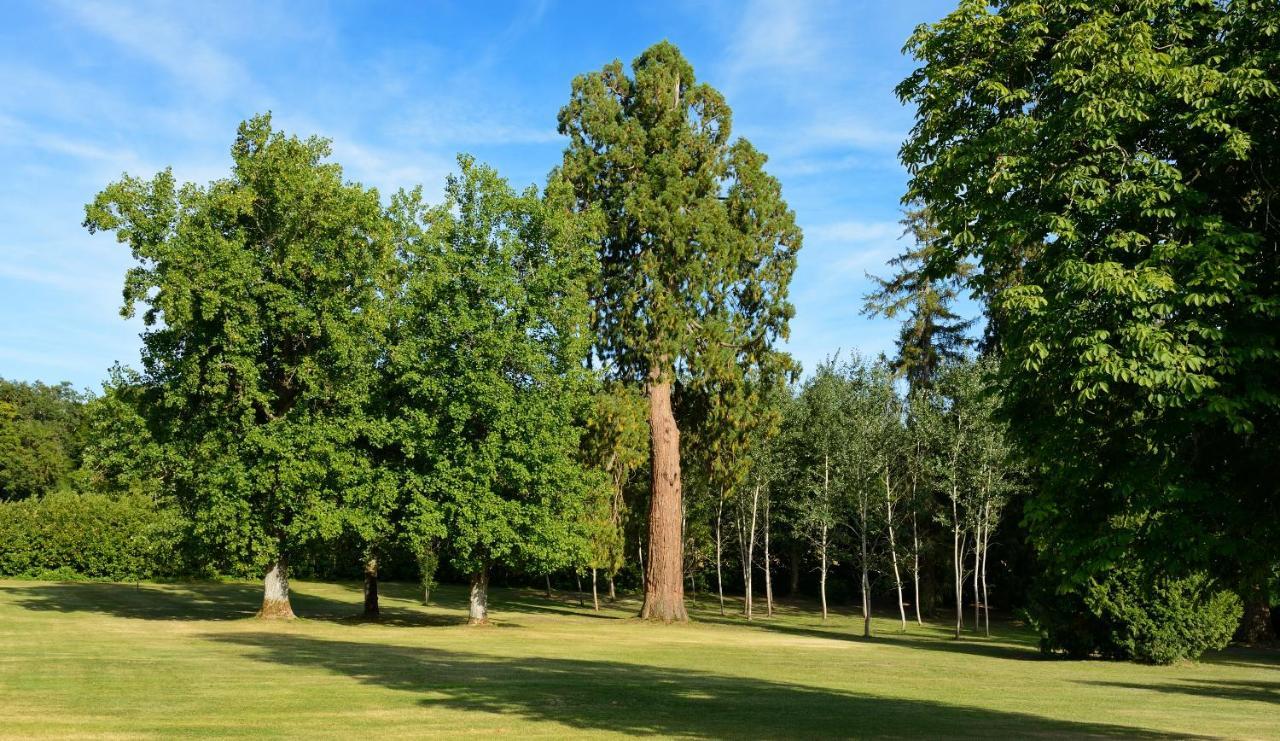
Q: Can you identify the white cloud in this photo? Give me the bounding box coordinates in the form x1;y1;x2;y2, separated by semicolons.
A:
55;1;250;99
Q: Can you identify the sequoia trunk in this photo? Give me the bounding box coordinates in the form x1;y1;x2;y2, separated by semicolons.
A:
639;376;687;622
258;556;295;619
469;568;489;625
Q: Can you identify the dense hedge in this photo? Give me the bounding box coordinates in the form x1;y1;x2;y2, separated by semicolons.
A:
1029;567;1242;664
0;491;186;580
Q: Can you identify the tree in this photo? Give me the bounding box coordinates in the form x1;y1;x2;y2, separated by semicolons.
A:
385;156;602;624
788;360;850;622
581;380;649;602
0;379;90;500
863;206;974;390
559;41;801;621
899;0;1280;648
84;114;395;618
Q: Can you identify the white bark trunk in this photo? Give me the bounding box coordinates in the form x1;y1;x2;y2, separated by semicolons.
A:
886;471;906;632
716;495;725;616
763;492;773;618
258;557;294;619
469;568;489;624
912;510;923;625
592;568;600;612
819;524;829;622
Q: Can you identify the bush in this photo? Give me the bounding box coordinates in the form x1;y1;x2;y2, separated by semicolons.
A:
0;490;186;580
1028;567;1242;664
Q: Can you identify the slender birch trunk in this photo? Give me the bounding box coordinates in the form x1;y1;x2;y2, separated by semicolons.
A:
763;492;773;618
981;500;991;637
592;568;600;611
912;510;923;625
744;484;760;621
715;494;725;616
886;471;906;632
860;506;871;638
972;507;983;633
952;487;963;638
819;524;829;622
608;572;616;602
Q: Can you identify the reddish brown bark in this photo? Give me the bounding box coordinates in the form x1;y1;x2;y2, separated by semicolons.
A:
639;376;688;622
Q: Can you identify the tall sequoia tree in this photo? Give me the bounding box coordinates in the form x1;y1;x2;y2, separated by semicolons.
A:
84;114;395;618
899;0;1279;650
559;42;801;621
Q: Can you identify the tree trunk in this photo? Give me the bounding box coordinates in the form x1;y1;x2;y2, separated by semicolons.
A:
591;568;600;611
258;555;294;619
819;524;829;622
469;567;489;625
912;511;923;625
608;572;616;602
859;491;870;638
576;572;585;608
363;556;380;618
715;496;725;616
742;484;760;621
886;473;906;632
640;375;687;622
763;493;773;618
953;489;962;639
545;574;552;598
981;504;991;638
1240;590;1277;643
973;512;982;633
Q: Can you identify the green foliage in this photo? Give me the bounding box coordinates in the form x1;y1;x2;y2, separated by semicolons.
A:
1031;567;1242;664
0;491;186;580
385;156;603;579
83;113;397;574
899;0;1279;633
581;381;648;575
558;40;800;385
863;206;975;390
0;378;90;500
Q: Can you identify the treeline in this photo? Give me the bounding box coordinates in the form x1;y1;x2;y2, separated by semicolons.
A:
4;0;1278;665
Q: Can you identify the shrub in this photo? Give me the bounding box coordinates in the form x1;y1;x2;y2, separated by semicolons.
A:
1028;567;1242;664
0;490;186;580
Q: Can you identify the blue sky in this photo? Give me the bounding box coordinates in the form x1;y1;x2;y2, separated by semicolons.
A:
1;0;965;391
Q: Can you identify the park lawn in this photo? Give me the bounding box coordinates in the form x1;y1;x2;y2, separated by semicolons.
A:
0;579;1275;739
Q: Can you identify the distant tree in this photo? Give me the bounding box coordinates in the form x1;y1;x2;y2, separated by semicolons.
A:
863;206;974;390
384;157;602;624
899;0;1280;648
84;114;396;618
0;378;90;500
788;360;851;622
581;380;649;602
559;41;801;622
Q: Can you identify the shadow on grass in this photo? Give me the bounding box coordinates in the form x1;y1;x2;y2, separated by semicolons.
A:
1;582;465;626
1077;679;1280;705
692;610;1045;663
212;632;1201;738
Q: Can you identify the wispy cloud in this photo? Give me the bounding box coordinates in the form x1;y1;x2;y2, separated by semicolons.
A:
55;1;250;99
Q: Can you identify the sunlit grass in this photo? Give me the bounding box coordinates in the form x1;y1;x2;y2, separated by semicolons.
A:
0;579;1275;738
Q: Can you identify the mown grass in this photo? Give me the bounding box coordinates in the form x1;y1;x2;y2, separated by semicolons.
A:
0;578;1275;739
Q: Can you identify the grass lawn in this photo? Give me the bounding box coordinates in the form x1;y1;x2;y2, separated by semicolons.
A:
0;579;1275;739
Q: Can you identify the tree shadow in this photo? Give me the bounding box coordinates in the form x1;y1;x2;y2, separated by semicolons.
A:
1077;679;1280;705
692;611;1046;663
1;582;463;626
212;632;1200;738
